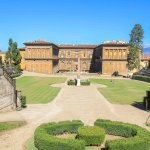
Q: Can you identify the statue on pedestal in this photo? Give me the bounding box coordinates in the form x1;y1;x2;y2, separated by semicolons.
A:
76;57;81;86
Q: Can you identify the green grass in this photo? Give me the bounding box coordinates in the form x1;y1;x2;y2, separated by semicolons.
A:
0;121;26;132
90;78;150;105
16;76;66;104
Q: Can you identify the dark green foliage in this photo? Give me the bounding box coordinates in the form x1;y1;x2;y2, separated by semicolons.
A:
20;95;27;108
10;73;21;78
77;126;105;146
34;120;85;150
80;80;91;86
127;24;144;71
0;56;2;67
67;79;76;85
67;79;90;86
132;75;150;83
5;38;21;73
94;119;150;150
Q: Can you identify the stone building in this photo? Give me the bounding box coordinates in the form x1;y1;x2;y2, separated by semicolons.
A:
58;44;96;72
19;40;149;75
22;40;59;74
92;41;129;75
0;51;6;63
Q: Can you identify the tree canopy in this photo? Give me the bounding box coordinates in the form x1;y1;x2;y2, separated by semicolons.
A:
127;24;144;71
5;38;21;72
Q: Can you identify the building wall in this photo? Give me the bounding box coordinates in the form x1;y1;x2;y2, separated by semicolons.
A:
58;48;93;72
25;60;53;74
0;52;5;63
23;45;59;74
93;44;129;75
20;50;25;70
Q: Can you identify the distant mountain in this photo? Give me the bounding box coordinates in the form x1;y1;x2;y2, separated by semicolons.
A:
143;47;150;54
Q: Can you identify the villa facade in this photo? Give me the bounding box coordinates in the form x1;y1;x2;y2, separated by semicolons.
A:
19;40;130;75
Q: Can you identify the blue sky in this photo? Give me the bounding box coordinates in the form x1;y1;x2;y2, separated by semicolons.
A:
0;0;150;50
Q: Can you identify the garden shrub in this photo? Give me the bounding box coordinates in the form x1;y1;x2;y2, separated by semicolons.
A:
77;126;105;146
34;120;85;150
10;73;21;78
80;80;90;86
67;79;90;86
132;75;150;83
94;119;150;150
20;95;27;108
67;79;76;85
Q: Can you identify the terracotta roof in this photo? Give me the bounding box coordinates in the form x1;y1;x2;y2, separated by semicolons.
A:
58;44;97;49
24;40;58;47
0;51;5;54
141;55;150;61
19;47;25;51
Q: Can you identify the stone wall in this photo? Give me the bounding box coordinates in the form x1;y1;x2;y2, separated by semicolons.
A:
0;70;15;112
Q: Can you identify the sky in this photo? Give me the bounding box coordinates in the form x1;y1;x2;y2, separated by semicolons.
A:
0;0;150;50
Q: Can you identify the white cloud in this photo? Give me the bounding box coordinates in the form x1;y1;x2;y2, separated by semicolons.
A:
144;44;150;48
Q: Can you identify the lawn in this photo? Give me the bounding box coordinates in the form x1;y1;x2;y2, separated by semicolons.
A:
90;78;150;105
0;121;26;132
16;76;66;104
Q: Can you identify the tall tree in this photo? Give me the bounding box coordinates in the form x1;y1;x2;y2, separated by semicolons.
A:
5;38;13;66
5;38;21;72
127;24;144;71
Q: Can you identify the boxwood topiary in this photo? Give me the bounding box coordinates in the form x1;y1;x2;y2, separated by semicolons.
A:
34;120;85;150
77;126;105;146
94;119;150;150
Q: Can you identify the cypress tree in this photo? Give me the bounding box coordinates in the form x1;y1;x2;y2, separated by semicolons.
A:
127;24;144;71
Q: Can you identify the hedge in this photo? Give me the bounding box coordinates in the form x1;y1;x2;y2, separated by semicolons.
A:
94;119;150;150
34;120;85;150
67;79;90;86
80;80;90;86
67;79;76;85
132;75;150;83
20;95;27;108
77;126;105;146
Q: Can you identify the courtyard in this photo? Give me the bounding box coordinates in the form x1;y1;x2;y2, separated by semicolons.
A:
0;72;150;150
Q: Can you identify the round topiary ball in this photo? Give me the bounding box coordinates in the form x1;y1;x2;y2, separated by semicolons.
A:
77;126;105;146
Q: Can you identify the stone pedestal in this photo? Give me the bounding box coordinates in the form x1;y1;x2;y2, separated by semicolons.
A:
76;78;81;86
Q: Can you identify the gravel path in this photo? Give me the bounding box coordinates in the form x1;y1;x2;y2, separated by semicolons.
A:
0;82;149;150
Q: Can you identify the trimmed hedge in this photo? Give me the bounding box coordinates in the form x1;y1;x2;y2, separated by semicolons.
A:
67;79;91;86
132;75;150;83
67;79;76;85
77;126;105;146
34;120;85;150
94;119;150;150
80;80;91;86
20;95;27;108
